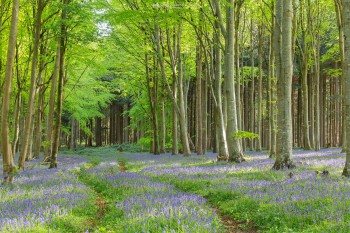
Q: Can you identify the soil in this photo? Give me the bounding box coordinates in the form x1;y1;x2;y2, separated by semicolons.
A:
215;208;258;233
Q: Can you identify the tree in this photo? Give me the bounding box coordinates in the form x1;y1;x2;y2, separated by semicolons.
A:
18;0;45;169
225;0;245;162
49;0;69;169
342;0;350;176
1;0;20;183
272;0;295;169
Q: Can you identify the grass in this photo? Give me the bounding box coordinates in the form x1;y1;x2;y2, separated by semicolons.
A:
2;147;350;232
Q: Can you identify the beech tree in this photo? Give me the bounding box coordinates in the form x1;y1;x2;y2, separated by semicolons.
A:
1;0;20;183
342;0;350;176
272;0;295;169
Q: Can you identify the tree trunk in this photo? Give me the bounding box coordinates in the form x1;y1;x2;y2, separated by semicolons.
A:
70;117;76;149
268;9;277;157
1;0;20;183
342;0;350;176
33;43;46;159
225;0;244;162
196;44;203;155
273;0;295;170
335;0;346;152
172;77;179;155
95;116;102;147
145;54;159;154
18;0;44;169
25;122;35;161
211;8;230;160
299;5;312;150
235;1;243;132
202;62;208;153
160;97;166;153
249;20;255;150
50;0;68;169
44;46;60;161
177;27;191;157
257;25;264;151
123;103;129;144
12;91;21;156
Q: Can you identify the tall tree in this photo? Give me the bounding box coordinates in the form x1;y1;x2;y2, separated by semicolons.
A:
342;0;350;176
273;0;295;169
18;0;45;169
50;0;69;169
335;0;346;152
1;0;20;183
225;0;244;162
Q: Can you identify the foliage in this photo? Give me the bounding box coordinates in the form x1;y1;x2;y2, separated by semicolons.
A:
233;130;260;140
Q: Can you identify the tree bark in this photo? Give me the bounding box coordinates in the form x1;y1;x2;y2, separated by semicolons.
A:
249;20;255;150
95;116;102;147
50;0;68;169
33;43;46;159
225;0;244;162
160;97;166;153
273;0;295;170
172;77;179;155
343;0;350;176
257;25;264;151
145;54;159;154
44;46;60;161
1;0;20;183
177;26;191;156
196;44;203;155
335;0;346;152
18;0;44;169
12;91;21;156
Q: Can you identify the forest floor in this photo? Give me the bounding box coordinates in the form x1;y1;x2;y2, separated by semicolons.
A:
1;147;350;232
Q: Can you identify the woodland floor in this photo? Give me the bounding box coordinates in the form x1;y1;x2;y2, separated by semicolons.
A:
1;147;350;232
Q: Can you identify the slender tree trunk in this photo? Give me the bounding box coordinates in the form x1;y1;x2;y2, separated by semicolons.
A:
214;42;229;161
257;25;264;151
211;7;230;160
310;69;315;148
145;54;159;154
44;46;60;161
18;0;44;169
25;122;35;161
196;44;203;155
202;63;208;153
299;4;312;150
273;0;295;170
123;103;129;144
335;0;346;152
12;91;21;156
70;116;76;149
177;25;191;156
270;3;278;157
160;97;166;153
33;44;46;159
1;0;20;183
95;116;102;147
225;0;244;162
342;0;350;176
235;1;243;132
249;20;255;150
172;77;179;155
50;0;68;169
302;54;312;150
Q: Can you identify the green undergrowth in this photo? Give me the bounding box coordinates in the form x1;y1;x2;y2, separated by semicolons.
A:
56;146;350;232
78;160;223;232
146;167;350;233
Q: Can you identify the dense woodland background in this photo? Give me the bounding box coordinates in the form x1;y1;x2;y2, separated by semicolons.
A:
1;0;350;182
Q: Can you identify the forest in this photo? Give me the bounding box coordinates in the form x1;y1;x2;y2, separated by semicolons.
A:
1;0;350;232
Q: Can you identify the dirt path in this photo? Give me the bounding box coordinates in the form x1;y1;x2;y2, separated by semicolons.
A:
217;210;258;233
